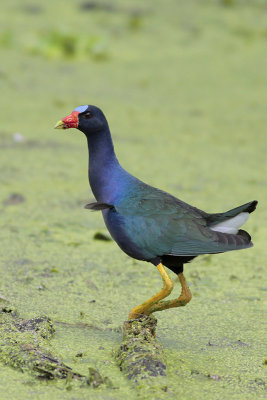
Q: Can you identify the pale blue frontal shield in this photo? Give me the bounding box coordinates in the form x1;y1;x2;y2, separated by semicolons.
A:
74;105;88;113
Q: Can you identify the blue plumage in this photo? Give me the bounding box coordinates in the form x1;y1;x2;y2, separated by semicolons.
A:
58;105;258;275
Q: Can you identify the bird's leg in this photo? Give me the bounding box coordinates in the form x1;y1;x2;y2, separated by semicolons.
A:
145;272;192;314
128;263;173;320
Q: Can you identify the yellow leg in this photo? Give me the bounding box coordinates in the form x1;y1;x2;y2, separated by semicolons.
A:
146;272;192;314
128;263;173;320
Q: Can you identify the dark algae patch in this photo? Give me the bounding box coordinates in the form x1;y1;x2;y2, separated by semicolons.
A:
3;193;26;206
93;231;112;241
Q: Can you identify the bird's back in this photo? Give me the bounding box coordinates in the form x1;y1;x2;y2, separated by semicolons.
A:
102;179;255;262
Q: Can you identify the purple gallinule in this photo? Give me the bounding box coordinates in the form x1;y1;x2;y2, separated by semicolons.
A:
55;105;257;319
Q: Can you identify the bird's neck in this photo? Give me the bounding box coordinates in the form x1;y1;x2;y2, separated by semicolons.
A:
86;127;121;202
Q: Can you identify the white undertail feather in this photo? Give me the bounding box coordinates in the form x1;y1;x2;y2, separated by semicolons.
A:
210;212;249;234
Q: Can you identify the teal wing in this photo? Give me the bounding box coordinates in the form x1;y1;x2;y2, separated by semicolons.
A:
114;188;252;258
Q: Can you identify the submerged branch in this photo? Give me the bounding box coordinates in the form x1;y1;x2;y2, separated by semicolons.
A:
0;307;111;388
115;315;167;387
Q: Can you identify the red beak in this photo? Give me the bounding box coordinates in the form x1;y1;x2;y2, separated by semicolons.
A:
54;111;79;129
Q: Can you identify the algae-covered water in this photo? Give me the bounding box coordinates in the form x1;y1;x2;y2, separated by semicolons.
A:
0;0;266;398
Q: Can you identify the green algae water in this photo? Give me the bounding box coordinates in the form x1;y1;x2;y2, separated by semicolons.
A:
0;0;266;398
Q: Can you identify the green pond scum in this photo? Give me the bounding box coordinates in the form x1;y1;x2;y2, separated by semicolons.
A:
0;0;266;398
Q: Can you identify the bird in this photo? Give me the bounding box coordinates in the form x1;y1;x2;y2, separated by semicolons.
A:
55;105;257;320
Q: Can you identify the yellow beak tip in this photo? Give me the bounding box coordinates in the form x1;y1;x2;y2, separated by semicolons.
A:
54;120;65;129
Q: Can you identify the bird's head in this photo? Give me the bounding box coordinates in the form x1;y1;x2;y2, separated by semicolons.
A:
54;105;108;135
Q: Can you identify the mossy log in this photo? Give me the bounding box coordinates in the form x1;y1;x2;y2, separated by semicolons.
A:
115;315;167;386
0;307;111;387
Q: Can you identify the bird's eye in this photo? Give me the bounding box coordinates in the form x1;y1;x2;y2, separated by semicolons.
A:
84;112;92;119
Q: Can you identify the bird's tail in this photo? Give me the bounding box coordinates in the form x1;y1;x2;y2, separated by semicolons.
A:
207;200;257;235
207;199;257;226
